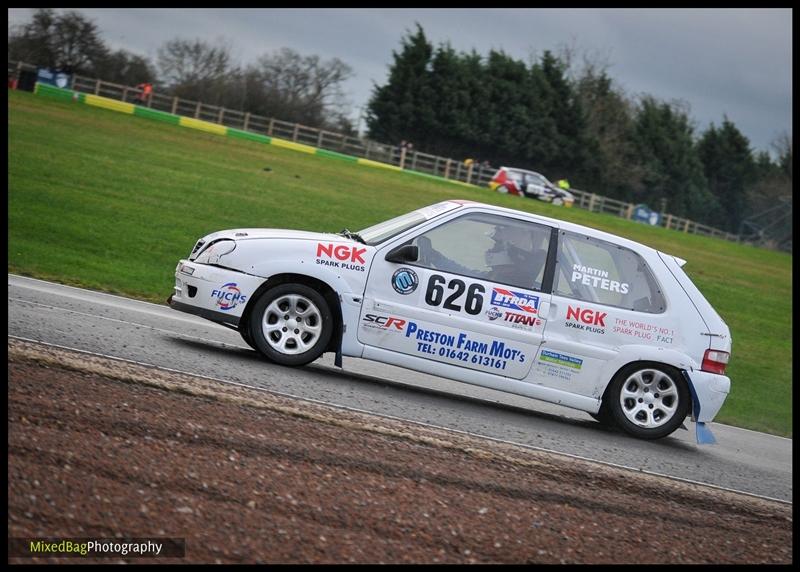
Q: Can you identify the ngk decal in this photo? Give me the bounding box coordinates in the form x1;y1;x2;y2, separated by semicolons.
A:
565;306;606;334
315;243;367;271
361;314;407;332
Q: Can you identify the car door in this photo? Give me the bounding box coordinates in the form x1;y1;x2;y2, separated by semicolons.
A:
537;229;670;397
358;209;555;381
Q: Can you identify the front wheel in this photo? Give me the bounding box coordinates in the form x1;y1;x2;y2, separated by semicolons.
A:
607;362;690;440
249;283;333;366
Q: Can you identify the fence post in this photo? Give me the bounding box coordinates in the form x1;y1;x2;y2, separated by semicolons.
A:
455;161;462;181
365;141;371;159
444;158;451;179
588;193;597;212
94;79;101;95
665;214;672;230
292;124;299;142
122;86;129;102
171;96;178;115
683;218;690;233
434;156;440;176
399;145;407;169
411;151;418;171
466;161;474;185
217;107;224;124
194;101;201;119
243;112;250;131
317;130;324;148
625;204;634;219
268;118;275;136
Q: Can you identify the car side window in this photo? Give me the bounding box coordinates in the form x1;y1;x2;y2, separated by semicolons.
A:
554;231;666;313
412;213;551;291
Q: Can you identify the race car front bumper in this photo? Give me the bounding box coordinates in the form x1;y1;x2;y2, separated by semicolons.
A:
169;260;266;328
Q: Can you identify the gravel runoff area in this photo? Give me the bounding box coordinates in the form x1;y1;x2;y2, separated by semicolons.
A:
8;338;792;564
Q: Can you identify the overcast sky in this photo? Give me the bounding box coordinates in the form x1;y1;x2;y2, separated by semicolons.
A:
8;8;792;155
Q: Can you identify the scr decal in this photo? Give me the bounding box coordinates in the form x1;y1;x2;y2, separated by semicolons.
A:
211;283;248;311
361;314;406;332
490;288;539;313
570;264;629;294
315;243;367;272
392;268;419;295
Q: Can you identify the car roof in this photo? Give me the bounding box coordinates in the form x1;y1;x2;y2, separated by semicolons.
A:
500;167;546;177
441;200;660;257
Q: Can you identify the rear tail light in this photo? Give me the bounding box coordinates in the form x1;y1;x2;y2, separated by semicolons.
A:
702;349;730;375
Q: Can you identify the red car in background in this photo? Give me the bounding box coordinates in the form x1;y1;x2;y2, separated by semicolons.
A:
489;167;574;207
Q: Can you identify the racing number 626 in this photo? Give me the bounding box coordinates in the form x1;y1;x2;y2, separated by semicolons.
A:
424;274;484;315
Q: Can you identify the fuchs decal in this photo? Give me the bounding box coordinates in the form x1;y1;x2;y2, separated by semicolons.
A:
211;283;247;311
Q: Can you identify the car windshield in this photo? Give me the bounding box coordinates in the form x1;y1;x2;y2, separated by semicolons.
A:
358;202;462;245
524;173;548;185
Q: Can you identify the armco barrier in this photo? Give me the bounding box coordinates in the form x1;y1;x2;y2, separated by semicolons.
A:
32;82;473;190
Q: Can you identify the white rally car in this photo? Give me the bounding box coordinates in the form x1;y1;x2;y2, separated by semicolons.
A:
169;200;731;442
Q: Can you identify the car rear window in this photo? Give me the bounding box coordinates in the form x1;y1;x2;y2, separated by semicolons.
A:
554;231;666;313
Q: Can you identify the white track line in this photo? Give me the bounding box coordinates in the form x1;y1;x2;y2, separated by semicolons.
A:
8;334;791;506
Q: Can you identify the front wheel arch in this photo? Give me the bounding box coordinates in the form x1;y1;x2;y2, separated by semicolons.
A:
239;273;343;355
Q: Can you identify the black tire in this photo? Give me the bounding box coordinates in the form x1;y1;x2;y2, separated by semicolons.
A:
608;362;690;440
589;401;617;428
248;283;333;367
238;322;258;351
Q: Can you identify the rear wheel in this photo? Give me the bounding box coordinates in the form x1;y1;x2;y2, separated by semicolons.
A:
608;362;690;440
249;283;333;366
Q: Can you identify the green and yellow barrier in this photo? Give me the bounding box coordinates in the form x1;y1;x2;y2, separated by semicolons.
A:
32;83;480;189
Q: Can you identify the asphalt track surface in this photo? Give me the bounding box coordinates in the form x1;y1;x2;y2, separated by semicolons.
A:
7;274;792;504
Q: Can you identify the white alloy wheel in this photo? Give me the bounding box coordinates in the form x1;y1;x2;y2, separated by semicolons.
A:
608;362;690;440
262;294;323;355
619;368;679;429
249;283;334;366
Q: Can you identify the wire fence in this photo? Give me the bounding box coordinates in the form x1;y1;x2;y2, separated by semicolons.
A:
9;59;743;244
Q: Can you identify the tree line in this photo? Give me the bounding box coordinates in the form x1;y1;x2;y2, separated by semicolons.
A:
8;8;355;133
367;25;792;237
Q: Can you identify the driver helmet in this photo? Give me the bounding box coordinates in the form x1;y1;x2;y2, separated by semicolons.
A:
485;225;532;268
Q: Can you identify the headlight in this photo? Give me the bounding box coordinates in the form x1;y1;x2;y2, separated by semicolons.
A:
194;239;236;264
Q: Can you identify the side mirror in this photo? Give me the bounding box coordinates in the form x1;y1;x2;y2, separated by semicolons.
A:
385;244;419;263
